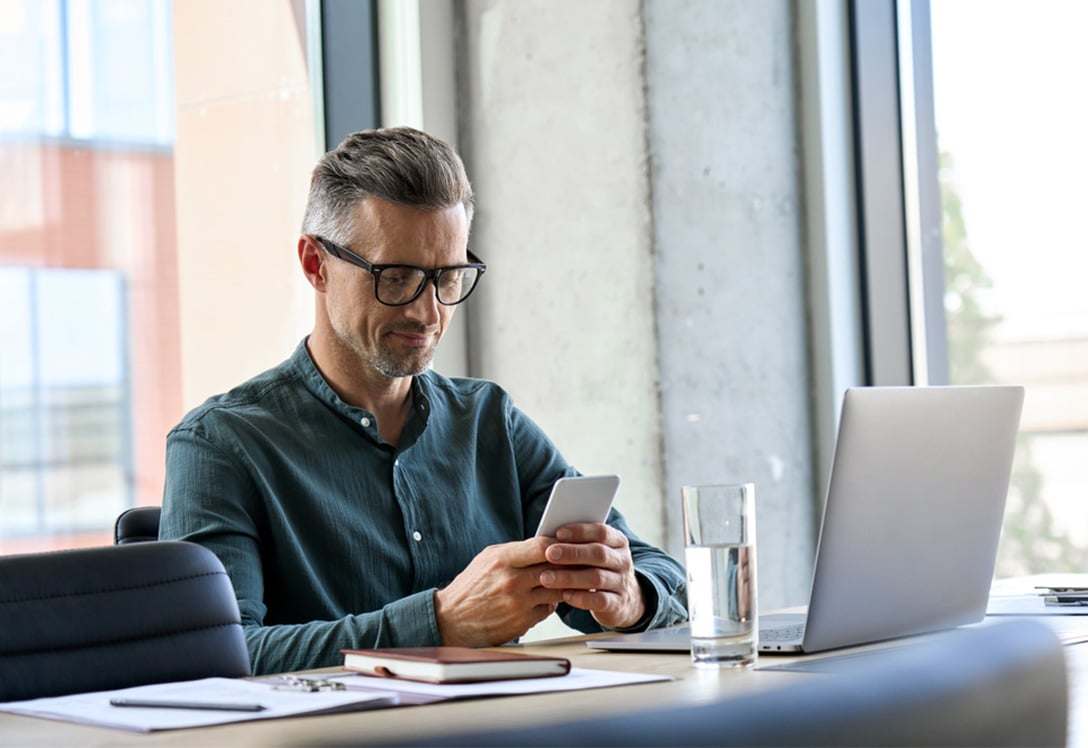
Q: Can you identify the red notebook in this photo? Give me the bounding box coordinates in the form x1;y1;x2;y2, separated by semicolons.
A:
342;646;571;684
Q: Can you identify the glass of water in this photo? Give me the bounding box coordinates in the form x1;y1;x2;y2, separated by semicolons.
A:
681;483;757;668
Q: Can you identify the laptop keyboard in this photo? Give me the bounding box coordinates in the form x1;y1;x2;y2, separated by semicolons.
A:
760;623;806;642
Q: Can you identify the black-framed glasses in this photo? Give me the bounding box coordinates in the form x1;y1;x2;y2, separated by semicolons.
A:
315;236;487;307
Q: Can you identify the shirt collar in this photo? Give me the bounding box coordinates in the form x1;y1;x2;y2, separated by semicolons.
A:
288;336;433;443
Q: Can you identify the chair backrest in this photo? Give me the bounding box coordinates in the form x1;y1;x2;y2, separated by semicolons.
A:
402;618;1066;747
114;505;162;544
0;541;251;701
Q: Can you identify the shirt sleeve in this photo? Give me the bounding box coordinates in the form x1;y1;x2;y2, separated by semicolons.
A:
160;427;445;675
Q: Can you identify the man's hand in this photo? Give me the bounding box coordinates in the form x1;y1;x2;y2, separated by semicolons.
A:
538;523;646;629
434;538;564;647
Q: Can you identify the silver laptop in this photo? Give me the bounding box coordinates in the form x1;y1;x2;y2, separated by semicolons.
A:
588;385;1025;655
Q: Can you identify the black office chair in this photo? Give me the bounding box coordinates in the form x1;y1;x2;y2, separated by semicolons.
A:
113;505;162;543
0;540;251;701
381;618;1067;747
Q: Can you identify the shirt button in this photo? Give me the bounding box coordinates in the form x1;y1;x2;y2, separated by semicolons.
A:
360;417;371;427
412;531;423;542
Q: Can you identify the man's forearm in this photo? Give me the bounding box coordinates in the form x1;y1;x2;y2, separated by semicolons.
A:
240;589;442;675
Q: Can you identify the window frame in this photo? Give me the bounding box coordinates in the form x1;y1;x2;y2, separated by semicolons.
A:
848;0;948;386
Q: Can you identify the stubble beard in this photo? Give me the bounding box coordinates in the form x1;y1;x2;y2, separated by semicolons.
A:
361;321;441;378
329;312;440;380
370;336;437;378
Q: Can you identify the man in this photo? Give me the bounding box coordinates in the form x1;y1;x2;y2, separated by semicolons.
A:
160;127;687;675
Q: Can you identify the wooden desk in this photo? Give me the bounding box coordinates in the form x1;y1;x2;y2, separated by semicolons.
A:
1;624;1082;747
0;635;828;747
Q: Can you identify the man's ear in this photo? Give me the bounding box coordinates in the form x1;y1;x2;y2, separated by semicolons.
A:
298;235;327;291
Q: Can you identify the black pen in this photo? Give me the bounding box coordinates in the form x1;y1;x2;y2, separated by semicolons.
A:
110;698;266;712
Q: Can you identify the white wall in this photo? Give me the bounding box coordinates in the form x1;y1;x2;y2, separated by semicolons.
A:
173;0;316;409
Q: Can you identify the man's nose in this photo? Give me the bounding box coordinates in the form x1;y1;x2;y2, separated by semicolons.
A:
404;279;441;323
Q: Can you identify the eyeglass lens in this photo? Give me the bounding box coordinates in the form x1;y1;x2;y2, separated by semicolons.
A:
376;266;481;305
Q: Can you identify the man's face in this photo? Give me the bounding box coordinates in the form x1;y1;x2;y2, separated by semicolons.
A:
323;197;471;381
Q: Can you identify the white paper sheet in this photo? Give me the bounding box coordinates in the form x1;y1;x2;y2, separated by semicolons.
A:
0;668;672;732
0;676;399;732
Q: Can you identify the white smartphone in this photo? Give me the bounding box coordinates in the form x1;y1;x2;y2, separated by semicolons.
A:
534;474;621;537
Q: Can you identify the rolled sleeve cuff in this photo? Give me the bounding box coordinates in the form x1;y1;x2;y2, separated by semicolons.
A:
369;588;444;647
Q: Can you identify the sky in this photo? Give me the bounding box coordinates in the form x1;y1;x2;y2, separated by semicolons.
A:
929;0;1088;339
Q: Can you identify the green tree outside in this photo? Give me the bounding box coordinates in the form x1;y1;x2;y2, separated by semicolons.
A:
940;151;1087;575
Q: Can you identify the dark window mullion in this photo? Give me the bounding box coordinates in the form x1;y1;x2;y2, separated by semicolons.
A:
848;0;913;386
320;0;382;151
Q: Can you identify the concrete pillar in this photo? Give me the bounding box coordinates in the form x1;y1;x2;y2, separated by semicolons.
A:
455;0;816;610
645;0;816;607
456;0;665;543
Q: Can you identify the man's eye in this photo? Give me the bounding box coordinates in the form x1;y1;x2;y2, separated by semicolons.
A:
382;270;417;287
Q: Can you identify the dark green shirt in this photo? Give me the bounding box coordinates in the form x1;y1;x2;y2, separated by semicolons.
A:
160;339;687;674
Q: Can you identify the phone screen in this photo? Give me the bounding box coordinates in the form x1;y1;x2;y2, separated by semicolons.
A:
534;474;621;537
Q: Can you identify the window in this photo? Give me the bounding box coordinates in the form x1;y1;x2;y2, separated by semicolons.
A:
0;0;176;553
0;268;131;542
1;0;333;554
0;0;172;144
929;0;1088;575
852;0;1088;576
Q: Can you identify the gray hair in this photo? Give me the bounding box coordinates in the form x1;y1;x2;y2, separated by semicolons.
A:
301;127;474;245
